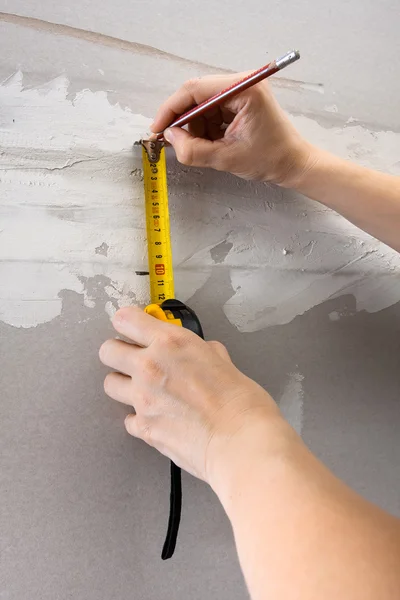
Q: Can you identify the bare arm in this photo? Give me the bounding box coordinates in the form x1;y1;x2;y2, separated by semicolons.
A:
290;148;400;251
210;418;400;600
100;308;400;600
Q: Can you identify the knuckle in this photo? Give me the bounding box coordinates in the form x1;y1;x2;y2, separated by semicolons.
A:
249;85;266;109
139;354;163;380
161;328;191;350
139;391;152;409
183;77;200;93
252;83;265;98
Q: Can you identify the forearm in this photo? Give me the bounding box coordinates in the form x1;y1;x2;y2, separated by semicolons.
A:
210;417;400;600
292;147;400;251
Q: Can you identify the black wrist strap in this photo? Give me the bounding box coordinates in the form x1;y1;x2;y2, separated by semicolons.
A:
160;300;204;560
161;462;182;560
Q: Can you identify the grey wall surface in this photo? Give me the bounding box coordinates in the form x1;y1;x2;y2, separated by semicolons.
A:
1;2;399;599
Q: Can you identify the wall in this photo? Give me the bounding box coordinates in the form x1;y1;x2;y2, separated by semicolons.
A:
1;2;399;599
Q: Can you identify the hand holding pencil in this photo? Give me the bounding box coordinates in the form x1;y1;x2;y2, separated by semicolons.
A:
151;50;313;186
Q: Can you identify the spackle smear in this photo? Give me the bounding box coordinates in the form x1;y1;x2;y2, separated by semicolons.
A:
1;72;400;330
0;72;150;327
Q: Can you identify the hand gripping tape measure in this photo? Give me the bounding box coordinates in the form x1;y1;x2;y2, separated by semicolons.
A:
140;139;203;559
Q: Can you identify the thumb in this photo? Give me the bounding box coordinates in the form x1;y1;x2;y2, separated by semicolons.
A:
164;127;222;169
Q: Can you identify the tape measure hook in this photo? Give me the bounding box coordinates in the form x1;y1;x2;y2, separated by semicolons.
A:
141;139;163;163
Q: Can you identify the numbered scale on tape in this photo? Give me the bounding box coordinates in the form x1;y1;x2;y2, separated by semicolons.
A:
140;139;203;560
141;140;175;304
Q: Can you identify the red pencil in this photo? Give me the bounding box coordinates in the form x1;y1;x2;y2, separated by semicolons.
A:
156;50;300;140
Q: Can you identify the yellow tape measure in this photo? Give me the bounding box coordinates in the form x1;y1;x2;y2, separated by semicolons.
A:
140;138;203;336
140;139;204;561
141;140;175;304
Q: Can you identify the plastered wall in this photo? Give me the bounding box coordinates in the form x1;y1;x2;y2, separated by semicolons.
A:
1;3;399;599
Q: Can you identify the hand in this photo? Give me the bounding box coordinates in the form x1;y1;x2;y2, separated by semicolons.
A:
99;306;281;483
151;73;316;186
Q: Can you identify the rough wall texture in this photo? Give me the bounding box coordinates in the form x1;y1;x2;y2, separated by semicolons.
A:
1;3;399;599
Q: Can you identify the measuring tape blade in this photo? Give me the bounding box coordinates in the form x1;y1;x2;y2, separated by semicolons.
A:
141;140;175;304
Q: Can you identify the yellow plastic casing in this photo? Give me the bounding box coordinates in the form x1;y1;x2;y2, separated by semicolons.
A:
144;304;182;327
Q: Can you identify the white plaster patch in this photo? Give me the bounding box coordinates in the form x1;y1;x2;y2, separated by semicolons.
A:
0;72;152;327
222;118;400;331
278;370;304;434
1;72;400;330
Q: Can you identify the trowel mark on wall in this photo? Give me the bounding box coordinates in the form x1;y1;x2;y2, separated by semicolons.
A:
1;72;400;331
278;370;304;434
210;240;233;264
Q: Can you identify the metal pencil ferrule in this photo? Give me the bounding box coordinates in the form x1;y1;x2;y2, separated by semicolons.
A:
275;50;300;69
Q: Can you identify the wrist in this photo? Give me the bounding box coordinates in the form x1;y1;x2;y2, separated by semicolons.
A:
206;409;302;511
274;139;323;190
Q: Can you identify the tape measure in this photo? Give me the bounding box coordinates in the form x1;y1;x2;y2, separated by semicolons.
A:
140;139;203;560
141;140;175;304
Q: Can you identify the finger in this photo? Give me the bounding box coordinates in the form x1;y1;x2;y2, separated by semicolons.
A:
151;73;249;132
125;414;155;448
207;340;232;363
104;371;133;406
99;338;137;375
124;414;140;437
164;127;225;169
112;305;181;347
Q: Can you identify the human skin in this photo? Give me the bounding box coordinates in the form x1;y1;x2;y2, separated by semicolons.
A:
100;74;400;599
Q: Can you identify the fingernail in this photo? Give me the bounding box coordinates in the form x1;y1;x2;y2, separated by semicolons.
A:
113;307;128;325
164;128;174;143
99;342;108;363
113;311;123;324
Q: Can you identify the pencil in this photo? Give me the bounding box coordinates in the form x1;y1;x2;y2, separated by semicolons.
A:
156;50;300;140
